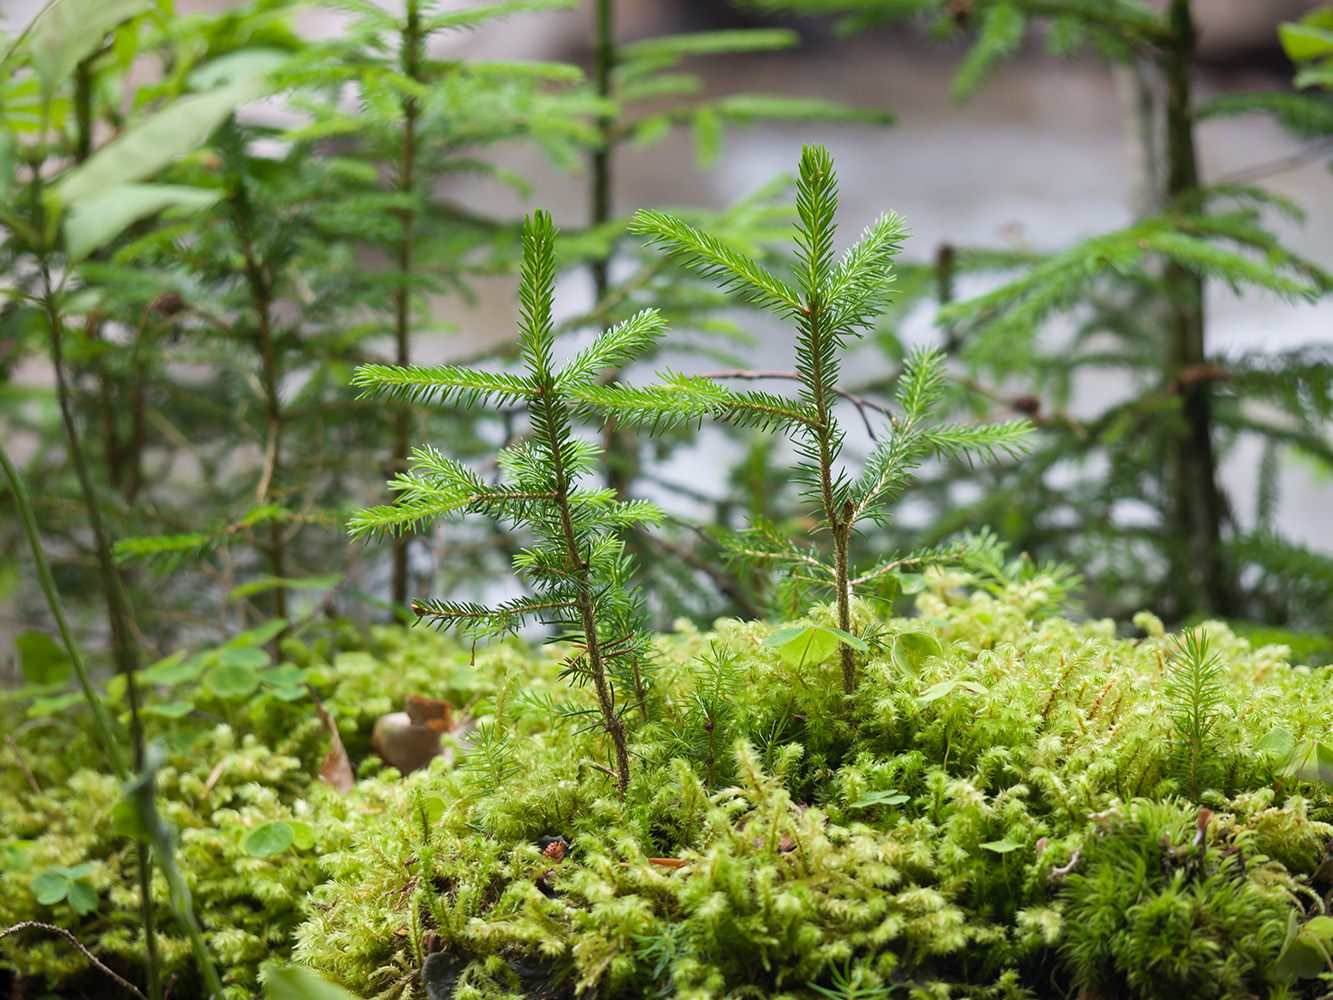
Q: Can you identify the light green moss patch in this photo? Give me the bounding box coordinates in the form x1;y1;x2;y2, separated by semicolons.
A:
6;576;1333;998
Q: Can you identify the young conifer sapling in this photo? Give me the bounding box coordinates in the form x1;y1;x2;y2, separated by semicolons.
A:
349;209;709;797
629;145;1031;693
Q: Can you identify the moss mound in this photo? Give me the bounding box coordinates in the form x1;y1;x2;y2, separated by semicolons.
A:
6;574;1333;998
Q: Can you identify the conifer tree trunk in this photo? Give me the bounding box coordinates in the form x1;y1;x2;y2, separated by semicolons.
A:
391;1;423;608
591;0;639;501
589;0;646;713
590;0;613;309
1161;0;1236;618
232;175;288;624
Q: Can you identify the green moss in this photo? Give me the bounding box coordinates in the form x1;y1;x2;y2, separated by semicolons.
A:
1061;799;1292;1000
6;575;1333;998
1;723;342;997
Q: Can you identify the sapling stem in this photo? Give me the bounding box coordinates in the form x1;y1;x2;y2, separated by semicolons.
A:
229;164;288;627
590;0;614;306
536;378;632;797
0;442;128;780
127;744;227;1000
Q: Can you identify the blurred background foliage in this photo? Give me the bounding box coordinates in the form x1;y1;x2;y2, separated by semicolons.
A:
2;0;1332;676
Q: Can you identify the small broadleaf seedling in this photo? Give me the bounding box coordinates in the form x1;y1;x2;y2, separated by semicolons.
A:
762;623;868;671
31;863;99;916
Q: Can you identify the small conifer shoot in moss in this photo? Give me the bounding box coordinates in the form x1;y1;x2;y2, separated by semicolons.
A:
349;209;703;797
1166;627;1226;802
632;145;1031;693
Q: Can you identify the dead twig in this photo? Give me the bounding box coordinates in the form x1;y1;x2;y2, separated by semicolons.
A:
5;735;41;795
699;369;891;440
1218;138;1333;185
643;532;762;621
0;922;148;1000
585;760;620;782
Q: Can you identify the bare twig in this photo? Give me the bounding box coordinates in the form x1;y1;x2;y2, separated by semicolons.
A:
585;760;620;781
1047;847;1083;885
4;735;41;794
4;730;40;794
849;543;969;588
699;369;892;440
0;922;148;1000
951;375;1088;439
254;423;278;507
1217;138;1333;185
642;532;762;620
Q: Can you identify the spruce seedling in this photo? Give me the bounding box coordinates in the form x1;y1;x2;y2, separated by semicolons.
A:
750;0;1333;625
350;209;697;797
671;643;744;788
1166;628;1226;802
631;145;1030;693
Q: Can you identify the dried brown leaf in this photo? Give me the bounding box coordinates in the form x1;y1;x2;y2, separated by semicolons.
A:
316;700;355;792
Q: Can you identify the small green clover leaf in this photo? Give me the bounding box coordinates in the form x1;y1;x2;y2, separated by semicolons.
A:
980;837;1023;897
918;679;989;704
144;701;195;718
218;645;270;671
287;821;316;851
892;630;942;672
67;880;99;914
31;863;99;914
1277;914;1333;979
244;820;295;858
848;789;910;810
2;842;32;872
1258;726;1296;760
204;662;262;699
30;870;67;905
1258;728;1333;789
224;618;288;648
24;691;85;719
140;650;204;685
265;964;364;1000
1280;739;1333;787
420;793;448;824
763;624;868;670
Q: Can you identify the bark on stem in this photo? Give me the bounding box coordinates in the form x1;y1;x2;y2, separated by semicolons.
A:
805;302;857;693
391;1;423;608
1162;0;1235;617
231;176;288;623
537;377;630;797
